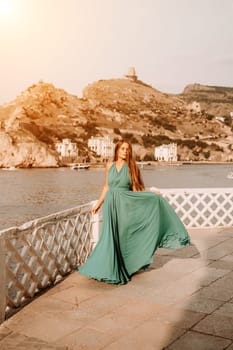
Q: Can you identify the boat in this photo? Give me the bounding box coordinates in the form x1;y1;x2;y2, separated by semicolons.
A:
227;172;233;179
70;163;90;170
136;162;153;170
2;166;17;171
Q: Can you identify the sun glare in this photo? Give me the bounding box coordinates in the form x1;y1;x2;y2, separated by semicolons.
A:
0;0;16;20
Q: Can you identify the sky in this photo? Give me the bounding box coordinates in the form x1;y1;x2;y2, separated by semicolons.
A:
0;0;232;104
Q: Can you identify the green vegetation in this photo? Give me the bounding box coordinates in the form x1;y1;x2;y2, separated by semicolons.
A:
83;122;98;138
141;134;224;157
210;143;223;152
146;115;177;132
142;134;172;148
120;132;138;144
224;116;232;127
143;153;155;161
205;114;214;121
113;127;121;135
135;79;153;89
178;139;208;149
203;151;210;159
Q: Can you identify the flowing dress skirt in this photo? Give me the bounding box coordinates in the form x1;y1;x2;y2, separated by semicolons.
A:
78;163;190;284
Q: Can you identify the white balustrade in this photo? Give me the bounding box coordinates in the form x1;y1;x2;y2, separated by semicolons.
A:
0;201;98;323
0;188;233;323
162;188;233;228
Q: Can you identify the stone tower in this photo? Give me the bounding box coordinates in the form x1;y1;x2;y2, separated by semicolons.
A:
124;67;138;81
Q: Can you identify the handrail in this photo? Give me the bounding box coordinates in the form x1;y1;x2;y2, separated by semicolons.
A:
0;187;233;324
161;188;233;228
0;200;99;323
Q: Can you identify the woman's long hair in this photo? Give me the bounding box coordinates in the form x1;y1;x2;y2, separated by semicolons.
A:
114;140;145;191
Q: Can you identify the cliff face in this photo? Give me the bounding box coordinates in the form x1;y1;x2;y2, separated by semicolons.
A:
0;82;87;168
0;131;58;168
180;83;233;117
0;79;232;168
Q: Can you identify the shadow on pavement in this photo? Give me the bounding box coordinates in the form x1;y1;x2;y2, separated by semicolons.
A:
157;228;233;350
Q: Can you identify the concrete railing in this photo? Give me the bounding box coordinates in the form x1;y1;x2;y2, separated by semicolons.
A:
162;188;233;228
0;201;100;324
0;187;233;324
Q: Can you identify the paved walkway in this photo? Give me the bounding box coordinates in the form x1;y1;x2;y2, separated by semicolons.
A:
1;227;233;350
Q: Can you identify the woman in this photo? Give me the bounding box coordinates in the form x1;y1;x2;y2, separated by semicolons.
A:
78;140;190;284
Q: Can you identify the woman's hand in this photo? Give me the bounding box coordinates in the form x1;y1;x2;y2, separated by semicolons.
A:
149;187;161;195
91;204;100;215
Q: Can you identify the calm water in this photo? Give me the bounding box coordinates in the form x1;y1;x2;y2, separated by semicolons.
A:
0;164;232;230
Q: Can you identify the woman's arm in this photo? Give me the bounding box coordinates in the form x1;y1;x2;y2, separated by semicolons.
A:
132;185;161;194
91;162;112;214
149;186;161;195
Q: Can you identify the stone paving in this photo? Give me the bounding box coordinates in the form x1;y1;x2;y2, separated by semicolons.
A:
1;227;233;350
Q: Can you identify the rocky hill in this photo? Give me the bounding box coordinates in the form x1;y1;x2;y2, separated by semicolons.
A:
181;83;233;118
0;78;232;168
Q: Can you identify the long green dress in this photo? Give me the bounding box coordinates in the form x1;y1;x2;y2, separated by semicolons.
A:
78;162;190;284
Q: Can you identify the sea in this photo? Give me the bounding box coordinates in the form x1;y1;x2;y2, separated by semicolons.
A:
0;163;233;230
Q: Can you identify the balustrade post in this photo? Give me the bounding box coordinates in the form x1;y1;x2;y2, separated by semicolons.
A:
0;236;6;324
91;212;102;248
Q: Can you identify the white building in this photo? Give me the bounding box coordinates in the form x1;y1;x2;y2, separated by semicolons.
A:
88;136;114;159
55;138;78;157
155;143;177;162
216;116;225;123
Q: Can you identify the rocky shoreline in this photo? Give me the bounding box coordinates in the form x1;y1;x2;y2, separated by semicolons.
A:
1;160;232;170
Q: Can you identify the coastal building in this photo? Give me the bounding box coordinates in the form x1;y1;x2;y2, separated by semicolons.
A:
155;143;177;162
88;136;114;160
55;138;78;158
216;116;225;123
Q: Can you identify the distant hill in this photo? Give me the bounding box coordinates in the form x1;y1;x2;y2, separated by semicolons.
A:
180;83;233;117
0;79;232;168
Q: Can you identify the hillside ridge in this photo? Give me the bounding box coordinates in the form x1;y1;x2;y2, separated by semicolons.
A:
0;79;232;167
